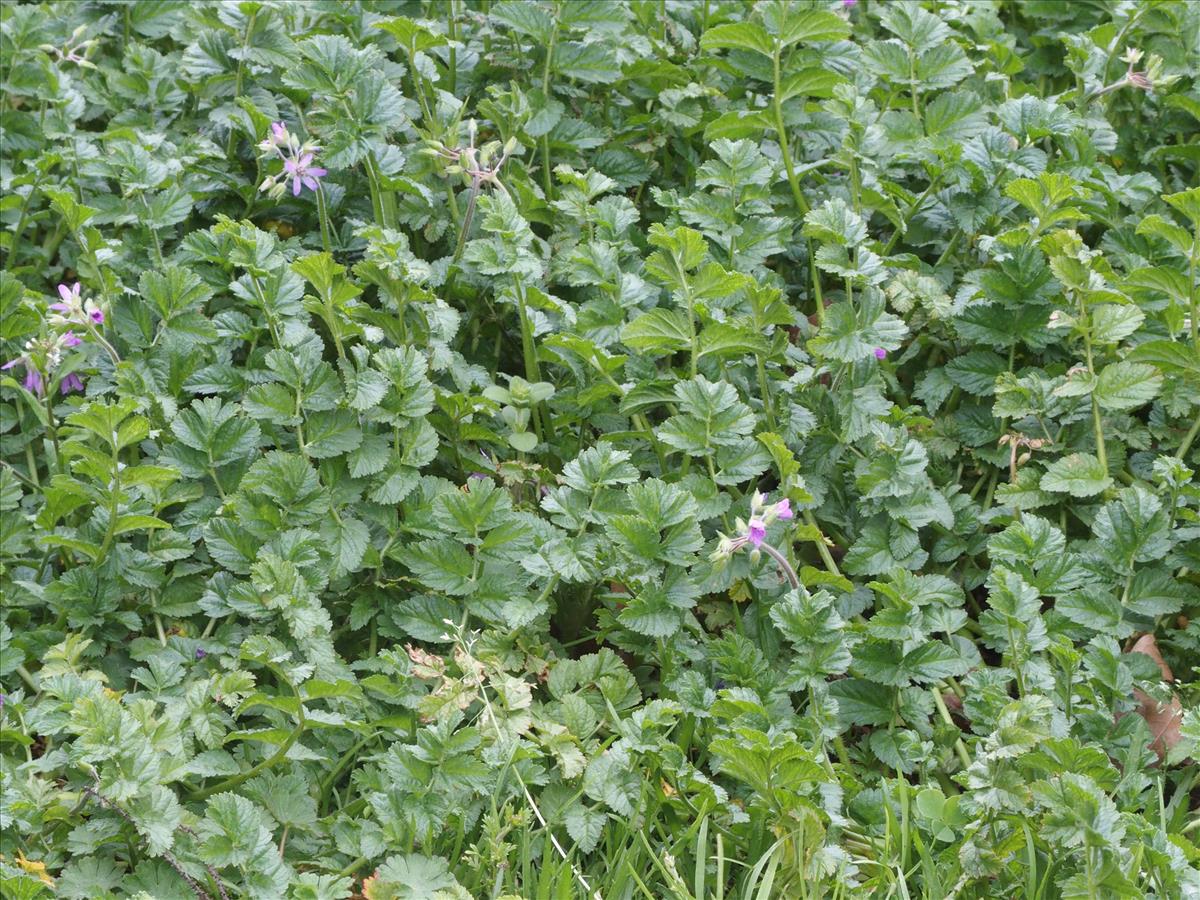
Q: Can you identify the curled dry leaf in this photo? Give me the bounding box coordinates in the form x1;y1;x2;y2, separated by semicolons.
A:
1126;633;1183;759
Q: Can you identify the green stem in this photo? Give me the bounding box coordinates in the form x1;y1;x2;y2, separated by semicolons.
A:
599;369;668;470
881;175;940;256
1189;229;1198;350
141;194;165;268
909;46;921;117
190;706;304;802
1076;290;1108;472
758;542;800;590
541;13;558;200
5;169;44;270
315;183;333;254
771;48;809;218
755;355;777;432
931;688;971;768
318;733;376;813
771;46;823;325
1177;410;1200;460
362;156;384;227
512;275;548;443
42;394;63;476
339;856;369;878
446;0;458;96
95;458;122;564
225;9;259;159
451;179;480;264
324;290;346;362
801;509;841;577
15;664;38;692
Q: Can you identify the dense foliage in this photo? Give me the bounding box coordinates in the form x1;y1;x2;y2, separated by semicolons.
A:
2;1;1200;897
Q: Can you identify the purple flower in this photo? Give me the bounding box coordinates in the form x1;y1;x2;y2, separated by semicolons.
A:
62;331;82;348
48;282;104;327
874;347;887;360
468;472;489;481
60;372;85;394
195;647;207;661
4;356;44;396
283;153;327;196
24;367;43;395
843;0;857;6
774;498;793;520
747;518;767;547
55;282;81;308
271;121;288;144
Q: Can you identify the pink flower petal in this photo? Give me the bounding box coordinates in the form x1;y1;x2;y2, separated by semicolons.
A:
63;331;82;347
1;358;19;370
292;177;302;197
90;309;104;324
747;519;766;547
50;302;71;313
308;167;327;178
298;153;312;167
284;159;299;174
58;284;73;302
775;499;793;520
302;176;318;191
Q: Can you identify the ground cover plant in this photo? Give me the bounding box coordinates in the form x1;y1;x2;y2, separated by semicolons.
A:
1;0;1199;896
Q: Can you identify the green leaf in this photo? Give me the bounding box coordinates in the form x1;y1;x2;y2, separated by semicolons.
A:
617;578;693;638
1092;486;1171;572
697;322;769;359
809;293;907;362
302;409;362;458
1163;186;1200;226
945;350;1007;396
621;308;692;354
369;853;464;900
488;1;555;42
553;42;620;83
561;442;639;493
774;8;850;46
1127;340;1200;390
112;514;171;536
1040;453;1112;498
395;540;476;595
802;198;867;246
583;748;640;816
658;376;756;455
171;398;261;470
853;639;969;686
700;22;775;57
1094;361;1161;411
1089;304;1144;344
778;67;844;101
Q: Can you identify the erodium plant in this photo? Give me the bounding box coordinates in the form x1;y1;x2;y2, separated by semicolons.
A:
1;2;1199;899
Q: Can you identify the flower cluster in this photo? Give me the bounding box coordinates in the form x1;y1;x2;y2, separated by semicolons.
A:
258;122;327;199
39;25;98;69
2;283;104;396
4;332;84;396
49;281;104;328
711;491;794;560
